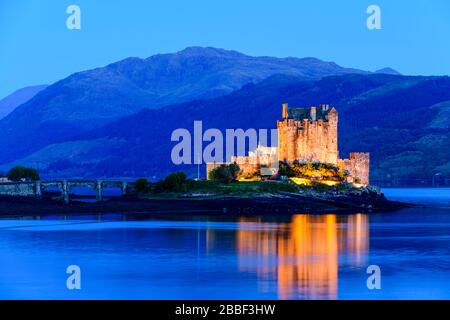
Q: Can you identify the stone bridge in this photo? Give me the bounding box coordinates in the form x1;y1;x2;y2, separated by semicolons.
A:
0;180;134;204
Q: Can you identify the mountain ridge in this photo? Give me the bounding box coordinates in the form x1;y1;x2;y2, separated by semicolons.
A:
3;73;450;186
0;85;48;120
0;47;370;163
375;67;402;76
1;48;448;186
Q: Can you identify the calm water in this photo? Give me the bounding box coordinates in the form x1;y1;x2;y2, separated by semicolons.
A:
0;189;449;300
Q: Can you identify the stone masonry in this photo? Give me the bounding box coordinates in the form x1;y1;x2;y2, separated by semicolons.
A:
206;103;370;185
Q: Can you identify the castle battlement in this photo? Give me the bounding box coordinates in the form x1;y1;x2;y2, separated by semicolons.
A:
337;152;370;185
277;103;339;165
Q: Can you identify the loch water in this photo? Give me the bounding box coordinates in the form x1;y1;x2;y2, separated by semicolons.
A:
0;188;449;299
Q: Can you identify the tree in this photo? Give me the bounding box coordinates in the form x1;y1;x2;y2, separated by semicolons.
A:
278;161;348;182
154;172;187;193
208;163;241;183
7;166;40;182
278;161;294;177
135;178;150;193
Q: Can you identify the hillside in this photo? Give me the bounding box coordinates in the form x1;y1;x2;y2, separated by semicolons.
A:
4;73;450;186
0;85;47;120
0;47;369;163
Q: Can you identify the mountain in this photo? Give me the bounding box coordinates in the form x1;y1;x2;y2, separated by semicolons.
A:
5;73;450;186
0;85;47;120
0;47;369;163
375;67;402;76
2;47;449;185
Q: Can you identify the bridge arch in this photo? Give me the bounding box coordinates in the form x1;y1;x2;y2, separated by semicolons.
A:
41;180;131;204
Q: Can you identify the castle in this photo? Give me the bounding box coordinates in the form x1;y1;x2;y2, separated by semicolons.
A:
207;103;370;186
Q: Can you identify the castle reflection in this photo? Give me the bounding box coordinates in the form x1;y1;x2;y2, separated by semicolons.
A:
236;214;369;299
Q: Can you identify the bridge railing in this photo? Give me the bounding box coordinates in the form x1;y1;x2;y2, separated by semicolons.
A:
0;180;135;204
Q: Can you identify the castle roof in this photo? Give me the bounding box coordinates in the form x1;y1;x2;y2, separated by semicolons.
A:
286;105;335;121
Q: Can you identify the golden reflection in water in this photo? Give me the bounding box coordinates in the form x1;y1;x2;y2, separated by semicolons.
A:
347;214;369;266
236;214;369;300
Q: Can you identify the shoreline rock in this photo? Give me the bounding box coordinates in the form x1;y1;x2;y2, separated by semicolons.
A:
0;189;410;216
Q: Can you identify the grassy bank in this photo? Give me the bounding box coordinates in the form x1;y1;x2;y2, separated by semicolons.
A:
138;179;366;200
139;180;299;199
183;180;299;195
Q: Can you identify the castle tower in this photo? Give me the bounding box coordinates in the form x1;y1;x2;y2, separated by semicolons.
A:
282;103;288;119
325;106;339;164
310;106;317;121
208;103;370;186
277;104;339;165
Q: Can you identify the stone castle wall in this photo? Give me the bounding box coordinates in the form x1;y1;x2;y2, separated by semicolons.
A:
206;104;370;185
231;146;278;177
277;109;338;165
337;152;370;185
233;159;259;177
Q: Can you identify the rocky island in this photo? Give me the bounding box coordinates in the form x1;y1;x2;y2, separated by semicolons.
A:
0;104;409;216
0;174;407;216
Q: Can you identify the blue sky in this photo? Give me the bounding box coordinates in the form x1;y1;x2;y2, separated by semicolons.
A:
1;0;450;98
